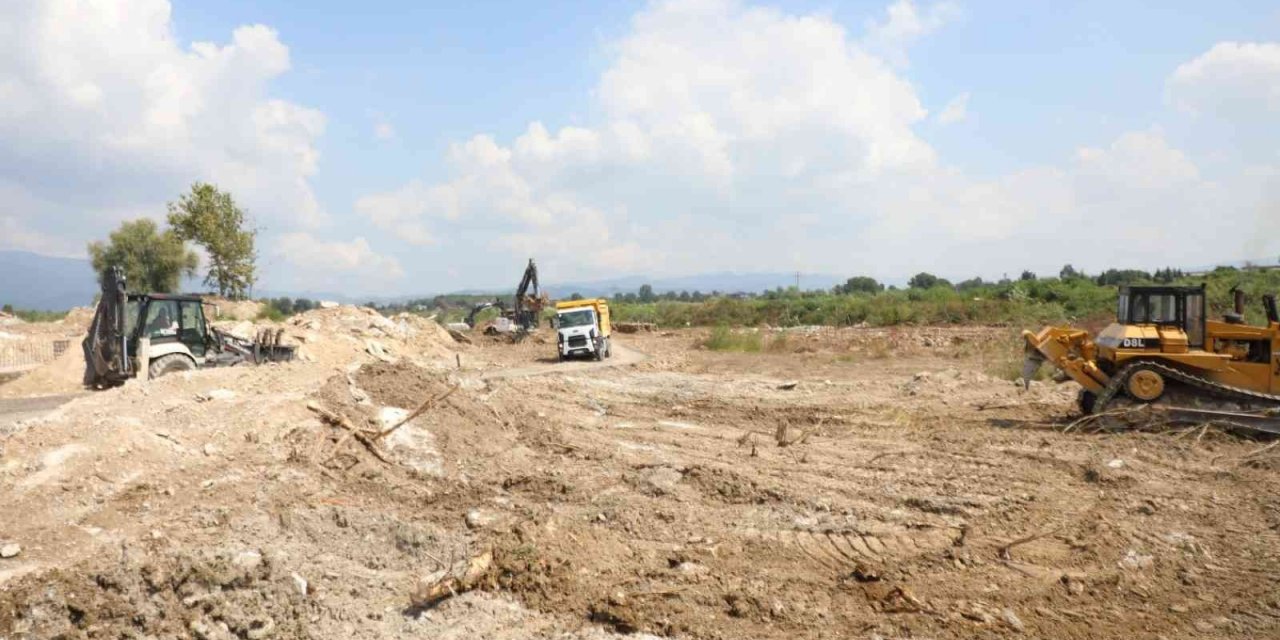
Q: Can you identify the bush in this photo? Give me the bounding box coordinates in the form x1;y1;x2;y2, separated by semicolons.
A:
702;326;762;352
606;267;1280;330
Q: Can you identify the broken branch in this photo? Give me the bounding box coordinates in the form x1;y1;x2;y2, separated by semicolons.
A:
998;526;1063;561
307;401;392;464
374;385;459;441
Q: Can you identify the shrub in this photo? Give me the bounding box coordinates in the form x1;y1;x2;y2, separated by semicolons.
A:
702;326;762;352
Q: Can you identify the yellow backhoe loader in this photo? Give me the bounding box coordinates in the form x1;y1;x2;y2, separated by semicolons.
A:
1023;284;1280;433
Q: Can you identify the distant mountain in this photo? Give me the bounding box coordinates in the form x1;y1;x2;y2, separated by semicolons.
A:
0;251;98;311
543;272;845;298
0;250;845;310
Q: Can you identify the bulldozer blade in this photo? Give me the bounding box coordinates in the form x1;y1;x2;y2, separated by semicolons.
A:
1156;407;1280;436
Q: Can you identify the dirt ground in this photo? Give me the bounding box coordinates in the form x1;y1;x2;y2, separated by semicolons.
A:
1;321;1278;639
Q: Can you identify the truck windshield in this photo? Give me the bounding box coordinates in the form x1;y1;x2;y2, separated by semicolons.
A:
559;309;595;328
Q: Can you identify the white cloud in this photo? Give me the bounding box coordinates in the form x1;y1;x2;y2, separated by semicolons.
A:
1166;41;1280;164
351;1;1279;284
1168;42;1280;115
936;91;969;124
276;233;405;280
861;0;960;67
0;215;81;257
0;0;326;253
356;0;944;280
374;120;395;141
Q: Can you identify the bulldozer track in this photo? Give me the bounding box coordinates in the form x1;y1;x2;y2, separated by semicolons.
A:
738;526;959;572
1095;361;1280;418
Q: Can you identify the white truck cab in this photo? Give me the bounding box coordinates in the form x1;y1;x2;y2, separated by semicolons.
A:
555;299;612;361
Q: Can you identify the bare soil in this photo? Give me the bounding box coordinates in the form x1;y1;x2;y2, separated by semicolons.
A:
1;321;1278;639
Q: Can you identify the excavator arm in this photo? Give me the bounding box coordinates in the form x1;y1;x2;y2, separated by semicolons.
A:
1021;326;1110;393
512;259;544;330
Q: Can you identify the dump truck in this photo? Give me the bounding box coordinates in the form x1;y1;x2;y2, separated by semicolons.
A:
1022;284;1280;433
555;298;611;361
83;267;295;388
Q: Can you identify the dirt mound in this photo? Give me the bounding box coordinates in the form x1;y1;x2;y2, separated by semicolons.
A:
58;307;96;332
208;298;265;322
0;547;310;638
285;307;463;366
0;348;83;398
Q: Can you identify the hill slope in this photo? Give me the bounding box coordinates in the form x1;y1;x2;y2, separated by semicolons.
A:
0;251;97;311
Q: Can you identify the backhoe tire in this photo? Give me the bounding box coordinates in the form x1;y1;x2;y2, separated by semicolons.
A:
1077;389;1097;415
148;354;196;380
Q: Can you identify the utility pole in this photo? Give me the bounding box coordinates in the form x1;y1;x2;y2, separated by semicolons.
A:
794;271;801;291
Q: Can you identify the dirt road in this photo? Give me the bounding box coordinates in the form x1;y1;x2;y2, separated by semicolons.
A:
0;393;83;428
482;341;645;380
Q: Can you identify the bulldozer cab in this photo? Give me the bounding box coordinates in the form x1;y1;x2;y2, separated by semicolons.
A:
1115;285;1206;347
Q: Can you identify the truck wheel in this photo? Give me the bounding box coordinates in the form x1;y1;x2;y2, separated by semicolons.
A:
594;343;604;361
605;339;612;358
148;354;196;380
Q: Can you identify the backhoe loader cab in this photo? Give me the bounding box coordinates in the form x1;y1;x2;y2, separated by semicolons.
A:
1023;284;1280;432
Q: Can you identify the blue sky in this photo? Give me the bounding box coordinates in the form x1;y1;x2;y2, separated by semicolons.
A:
2;0;1278;295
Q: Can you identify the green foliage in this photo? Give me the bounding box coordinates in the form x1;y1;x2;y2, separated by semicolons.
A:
256;305;286;322
7;308;69;322
607;267;1280;330
702;326;762;352
834;276;883;294
87;219;198;293
908;272;941;289
256;296;318;321
167;183;257;299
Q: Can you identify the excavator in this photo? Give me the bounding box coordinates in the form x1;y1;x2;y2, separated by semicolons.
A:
512;258;546;331
446;260;547;337
1023;284;1280;433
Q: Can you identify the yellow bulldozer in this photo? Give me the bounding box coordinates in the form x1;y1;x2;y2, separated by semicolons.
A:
1023;284;1280;433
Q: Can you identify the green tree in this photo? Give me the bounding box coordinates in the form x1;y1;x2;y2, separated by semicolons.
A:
88;219;198;293
638;284;656;303
166;183;257;299
908;272;940;289
1059;264;1079;280
570;292;584;300
836;276;883;295
1;304;13;314
1020;270;1037;281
